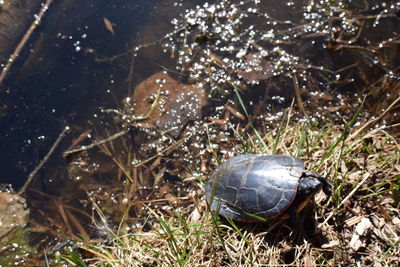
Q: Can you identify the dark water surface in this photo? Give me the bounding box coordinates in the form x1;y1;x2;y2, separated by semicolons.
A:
0;0;189;188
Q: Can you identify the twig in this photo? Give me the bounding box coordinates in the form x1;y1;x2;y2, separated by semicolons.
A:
292;74;307;117
335;62;359;73
0;0;54;85
322;173;371;225
132;138;184;168
63;129;128;158
226;105;245;120
18;126;70;195
65;209;90;240
57;203;74;237
347;94;400;141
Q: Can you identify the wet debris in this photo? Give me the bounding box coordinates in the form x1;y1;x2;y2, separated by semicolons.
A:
0;191;32;266
162;0;338;94
237;52;275;84
0;192;29;239
160;0;400;120
123;71;207;138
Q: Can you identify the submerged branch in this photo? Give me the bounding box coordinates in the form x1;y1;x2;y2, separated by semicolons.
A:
63;129;128;159
19;126;70;195
0;0;54;85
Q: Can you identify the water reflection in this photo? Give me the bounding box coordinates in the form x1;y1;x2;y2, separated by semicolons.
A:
0;0;165;188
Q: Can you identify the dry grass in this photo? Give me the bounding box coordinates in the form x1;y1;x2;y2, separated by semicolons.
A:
57;109;400;266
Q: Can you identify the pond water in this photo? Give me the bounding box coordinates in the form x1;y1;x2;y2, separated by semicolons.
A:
0;0;203;188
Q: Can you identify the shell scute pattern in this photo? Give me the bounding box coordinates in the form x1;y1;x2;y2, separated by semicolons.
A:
206;154;304;221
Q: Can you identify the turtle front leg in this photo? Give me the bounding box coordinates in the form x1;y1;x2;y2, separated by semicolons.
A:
288;205;298;226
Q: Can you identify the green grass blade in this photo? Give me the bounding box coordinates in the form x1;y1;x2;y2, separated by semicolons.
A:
234;86;267;150
56;249;87;267
318;96;365;167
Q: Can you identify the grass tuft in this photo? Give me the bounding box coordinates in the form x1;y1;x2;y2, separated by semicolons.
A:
57;113;400;265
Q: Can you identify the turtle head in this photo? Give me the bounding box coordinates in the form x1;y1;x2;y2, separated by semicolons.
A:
318;176;333;195
299;175;332;197
298;177;323;197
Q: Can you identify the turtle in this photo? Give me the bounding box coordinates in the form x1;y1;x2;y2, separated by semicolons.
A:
205;154;332;222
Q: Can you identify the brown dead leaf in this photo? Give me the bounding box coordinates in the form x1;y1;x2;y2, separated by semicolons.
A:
165;193;180;205
158;183;172;198
378;204;393;221
237;52;275;84
103;17;115;35
188;207;202;222
131;72;207;138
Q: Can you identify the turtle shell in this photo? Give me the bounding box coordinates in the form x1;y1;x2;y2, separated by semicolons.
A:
205;154;305;221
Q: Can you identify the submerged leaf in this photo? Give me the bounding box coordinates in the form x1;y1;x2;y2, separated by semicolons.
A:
130;72;207;137
103;17;114;35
